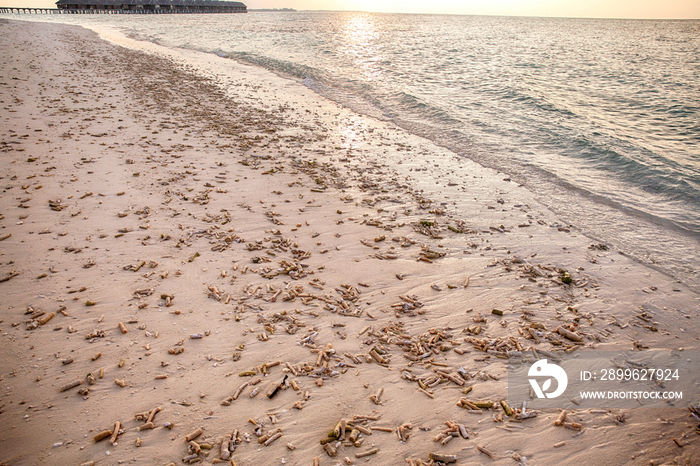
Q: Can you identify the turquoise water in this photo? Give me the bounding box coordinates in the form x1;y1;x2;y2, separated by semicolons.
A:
7;12;700;288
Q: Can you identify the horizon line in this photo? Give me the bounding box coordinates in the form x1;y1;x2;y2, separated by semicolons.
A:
292;9;700;20
0;5;698;20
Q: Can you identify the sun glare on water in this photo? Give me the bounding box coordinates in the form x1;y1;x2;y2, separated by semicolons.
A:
339;14;384;81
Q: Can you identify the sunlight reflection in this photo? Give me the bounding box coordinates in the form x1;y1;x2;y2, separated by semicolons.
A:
339;13;383;81
344;14;377;42
338;117;369;152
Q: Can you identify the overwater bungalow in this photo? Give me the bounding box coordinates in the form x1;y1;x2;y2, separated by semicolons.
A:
54;0;247;13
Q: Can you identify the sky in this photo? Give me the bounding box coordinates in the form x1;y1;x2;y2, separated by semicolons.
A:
3;0;700;19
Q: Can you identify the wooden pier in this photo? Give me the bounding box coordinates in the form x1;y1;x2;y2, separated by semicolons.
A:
1;8;65;14
2;1;247;14
1;7;244;14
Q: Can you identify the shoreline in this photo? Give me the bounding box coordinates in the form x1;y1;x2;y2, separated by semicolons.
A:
6;13;700;295
0;19;698;466
98;17;700;295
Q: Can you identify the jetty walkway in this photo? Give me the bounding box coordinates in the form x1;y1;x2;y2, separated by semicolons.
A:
1;7;242;14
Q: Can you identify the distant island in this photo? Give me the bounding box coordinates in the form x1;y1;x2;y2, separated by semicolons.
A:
249;8;296;11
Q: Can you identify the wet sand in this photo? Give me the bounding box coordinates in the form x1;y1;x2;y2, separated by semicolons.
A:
0;18;698;466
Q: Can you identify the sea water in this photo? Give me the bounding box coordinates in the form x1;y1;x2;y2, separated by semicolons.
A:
7;12;700;290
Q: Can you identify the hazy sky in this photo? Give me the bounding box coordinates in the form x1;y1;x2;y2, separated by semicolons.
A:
3;0;700;19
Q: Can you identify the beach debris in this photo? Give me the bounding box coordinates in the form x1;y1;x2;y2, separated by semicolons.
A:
413;220;442;238
689;405;700;422
429;452;457;463
433;420;471;444
418;246;446;262
500;400;513;417
554;409;567;426
133;287;154;298
59;380;82;392
369;387;384;405
323;442;338;457
0;271;19;283
458;398;494;411
560;269;573;284
320;415;385;456
219;429;241;460
185;428;203;442
85;329;105;340
182;453;200;464
161;293;174;306
465;334;524;356
93;429;113;442
266;375;288;399
137;422;156;431
390;295;424;317
48;199;66;211
135;406;162;426
233;381;250;400
109;421;121;445
264;431;283;446
355;447;378;458
563;421;583;431
38;312;55;326
397;423;412;442
557;326;583;343
477;444;495;458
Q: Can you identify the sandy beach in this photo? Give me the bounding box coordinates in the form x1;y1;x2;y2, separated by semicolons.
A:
0;18;698;466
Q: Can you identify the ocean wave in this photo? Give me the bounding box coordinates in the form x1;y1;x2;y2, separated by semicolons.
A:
229;51;322;81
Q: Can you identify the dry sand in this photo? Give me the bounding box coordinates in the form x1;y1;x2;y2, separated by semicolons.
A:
0;18;698;466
